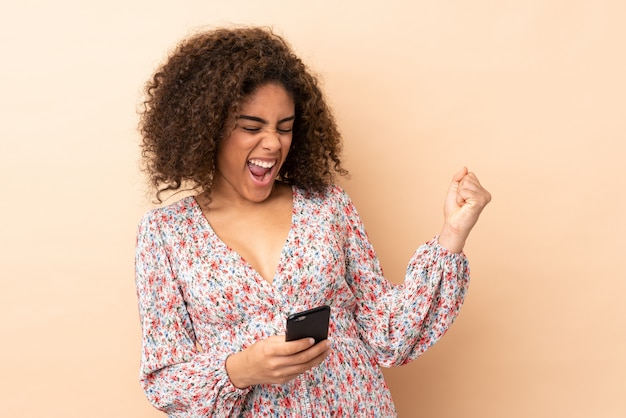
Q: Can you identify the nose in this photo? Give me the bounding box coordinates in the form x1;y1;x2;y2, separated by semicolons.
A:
260;127;282;151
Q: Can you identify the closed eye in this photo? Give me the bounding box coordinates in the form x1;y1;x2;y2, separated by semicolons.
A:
237;114;296;134
240;126;292;134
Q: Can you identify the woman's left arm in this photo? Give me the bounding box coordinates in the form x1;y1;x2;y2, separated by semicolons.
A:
339;169;490;367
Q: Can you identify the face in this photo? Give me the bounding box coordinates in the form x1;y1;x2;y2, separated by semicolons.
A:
213;83;295;204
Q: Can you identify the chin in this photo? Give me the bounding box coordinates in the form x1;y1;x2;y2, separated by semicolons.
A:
246;186;274;203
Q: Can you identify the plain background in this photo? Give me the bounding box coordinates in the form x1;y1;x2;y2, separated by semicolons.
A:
1;1;624;417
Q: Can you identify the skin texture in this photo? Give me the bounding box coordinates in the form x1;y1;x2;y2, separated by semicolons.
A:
211;83;295;206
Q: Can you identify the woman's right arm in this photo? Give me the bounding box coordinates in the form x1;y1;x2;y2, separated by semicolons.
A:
135;213;330;415
135;213;251;416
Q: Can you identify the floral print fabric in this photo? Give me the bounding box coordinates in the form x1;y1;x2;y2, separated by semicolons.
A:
135;185;470;417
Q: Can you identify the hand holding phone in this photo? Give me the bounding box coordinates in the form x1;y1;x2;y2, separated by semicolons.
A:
285;305;330;344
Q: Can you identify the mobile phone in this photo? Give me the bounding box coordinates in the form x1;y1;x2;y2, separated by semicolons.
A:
285;305;331;344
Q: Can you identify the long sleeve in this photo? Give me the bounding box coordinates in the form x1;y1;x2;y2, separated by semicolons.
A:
134;212;250;416
336;187;470;367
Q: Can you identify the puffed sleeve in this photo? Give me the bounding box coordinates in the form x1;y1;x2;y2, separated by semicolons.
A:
134;211;251;416
335;187;470;367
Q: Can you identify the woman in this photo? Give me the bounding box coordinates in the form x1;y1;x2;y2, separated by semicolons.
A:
135;26;491;417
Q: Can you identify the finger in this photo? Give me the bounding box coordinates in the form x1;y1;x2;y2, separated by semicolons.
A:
458;177;480;198
278;341;332;377
456;183;479;207
456;176;469;206
291;339;331;365
446;167;469;207
271;340;331;374
277;337;316;356
460;172;483;189
456;182;484;207
452;166;468;183
457;175;492;207
301;343;331;368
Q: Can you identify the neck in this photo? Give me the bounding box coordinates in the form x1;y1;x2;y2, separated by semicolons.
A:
201;179;288;212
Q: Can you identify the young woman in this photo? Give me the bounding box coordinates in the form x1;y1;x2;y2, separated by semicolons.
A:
135;26;491;417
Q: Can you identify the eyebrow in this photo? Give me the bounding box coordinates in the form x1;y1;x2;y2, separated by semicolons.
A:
237;114;296;124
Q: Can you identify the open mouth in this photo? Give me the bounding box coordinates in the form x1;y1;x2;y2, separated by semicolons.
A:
248;159;277;182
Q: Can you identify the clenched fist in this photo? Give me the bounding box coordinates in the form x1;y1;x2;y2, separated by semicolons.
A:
438;167;491;253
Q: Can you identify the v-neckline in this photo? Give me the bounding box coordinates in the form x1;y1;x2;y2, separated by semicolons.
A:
190;185;298;288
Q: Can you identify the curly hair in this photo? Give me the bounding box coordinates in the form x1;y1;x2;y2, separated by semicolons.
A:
139;26;348;202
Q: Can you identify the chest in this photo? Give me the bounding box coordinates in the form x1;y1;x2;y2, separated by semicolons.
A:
205;200;292;284
171;198;356;344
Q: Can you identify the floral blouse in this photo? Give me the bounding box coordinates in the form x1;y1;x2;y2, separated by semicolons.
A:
135;185;470;417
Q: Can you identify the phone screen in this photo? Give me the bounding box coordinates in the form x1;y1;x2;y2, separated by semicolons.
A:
285;305;330;344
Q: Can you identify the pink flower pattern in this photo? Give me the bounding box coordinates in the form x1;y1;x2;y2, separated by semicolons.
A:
135;185;469;417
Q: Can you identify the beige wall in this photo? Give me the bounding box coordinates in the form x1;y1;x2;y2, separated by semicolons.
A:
1;1;624;417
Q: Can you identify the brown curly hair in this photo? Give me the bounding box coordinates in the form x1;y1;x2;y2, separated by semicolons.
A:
139;26;348;202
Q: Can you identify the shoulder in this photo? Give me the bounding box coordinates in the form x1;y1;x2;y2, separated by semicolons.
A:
296;184;352;207
137;196;197;233
296;184;358;220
